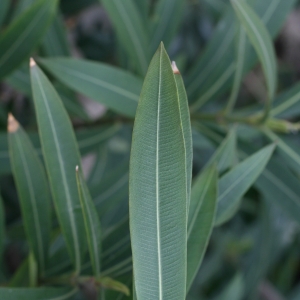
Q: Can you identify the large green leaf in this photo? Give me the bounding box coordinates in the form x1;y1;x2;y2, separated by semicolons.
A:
76;167;102;278
231;0;277;115
101;0;150;75
215;144;275;226
151;0;185;52
8;114;51;275
187;165;218;291
40;58;142;117
0;0;58;79
0;288;77;300
130;44;187;299
173;62;193;210
30;60;85;274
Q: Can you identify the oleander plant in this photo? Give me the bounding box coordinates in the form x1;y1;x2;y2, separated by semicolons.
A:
1;0;300;299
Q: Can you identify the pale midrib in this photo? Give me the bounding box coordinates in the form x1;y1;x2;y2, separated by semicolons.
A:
156;48;163;300
114;0;148;73
83;190;100;277
235;1;275;96
218;154;265;203
0;3;48;67
49;64;139;102
187;169;214;238
15;134;45;271
35;73;81;273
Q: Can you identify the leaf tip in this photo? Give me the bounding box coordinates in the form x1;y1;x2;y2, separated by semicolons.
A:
30;58;36;68
7;113;19;133
171;61;180;74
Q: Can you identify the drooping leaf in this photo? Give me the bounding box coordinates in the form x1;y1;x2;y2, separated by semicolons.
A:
30;59;85;274
0;0;58;79
151;0;185;52
40;58;142;117
0;288;77;300
130;44;187;299
8;114;51;275
231;0;277;114
101;0;150;75
76;167;102;278
187;165;218;291
215;144;275;226
173;62;193;210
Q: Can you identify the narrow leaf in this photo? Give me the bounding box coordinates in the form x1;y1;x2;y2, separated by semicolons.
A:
215;144;275;226
76;167;102;278
215;274;244;300
101;0;150;75
8;114;51;275
30;59;85;274
172;61;193;210
130;44;187;299
231;0;277;115
40;58;142;117
0;0;58;79
187;165;218;291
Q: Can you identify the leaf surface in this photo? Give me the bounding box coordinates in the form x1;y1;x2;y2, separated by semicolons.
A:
40;58;142;117
8;115;51;275
129;44;187;299
187;165;218;290
30;60;85;273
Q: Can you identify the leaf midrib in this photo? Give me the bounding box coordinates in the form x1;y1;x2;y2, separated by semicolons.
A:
35;72;81;273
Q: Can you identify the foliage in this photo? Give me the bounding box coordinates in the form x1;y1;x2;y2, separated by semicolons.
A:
0;0;300;299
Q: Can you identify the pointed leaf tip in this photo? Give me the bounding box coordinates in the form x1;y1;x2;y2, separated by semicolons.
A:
172;61;180;74
30;58;36;67
7;113;19;133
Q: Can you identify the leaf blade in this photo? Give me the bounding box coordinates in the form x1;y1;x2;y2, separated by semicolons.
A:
30;60;85;274
129;44;187;299
8;114;51;275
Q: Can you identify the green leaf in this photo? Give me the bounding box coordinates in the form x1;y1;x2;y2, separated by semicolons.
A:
0;0;9;27
40;58;142;117
41;13;70;57
30;59;85;274
101;0;150;75
130;44;187;299
151;0;185;52
8;114;51;275
187;165;218;291
98;277;130;296
231;0;277;113
173;62;193;210
204;127;237;173
215;144;275;226
0;287;77;300
0;0;58;79
76;167;102;278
